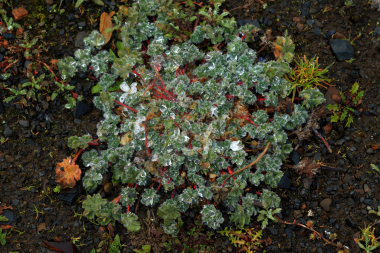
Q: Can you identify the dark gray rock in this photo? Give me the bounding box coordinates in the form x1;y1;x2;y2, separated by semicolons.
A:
74;31;88;48
57;187;81;205
238;19;261;29
278;173;292;189
3;126;12;137
0;210;16;225
330;39;355;61
74;101;91;118
18;119;30;128
320;198;332;211
375;27;380;36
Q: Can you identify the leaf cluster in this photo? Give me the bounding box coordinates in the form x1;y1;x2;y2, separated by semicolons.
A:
327;81;364;127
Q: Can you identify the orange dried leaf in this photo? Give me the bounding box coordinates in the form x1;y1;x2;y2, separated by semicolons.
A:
0;224;13;230
99;12;115;44
55;157;82;188
12;7;28;21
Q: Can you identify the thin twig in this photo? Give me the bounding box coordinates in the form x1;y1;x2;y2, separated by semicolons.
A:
222;142;271;186
275;217;349;251
313;128;332;153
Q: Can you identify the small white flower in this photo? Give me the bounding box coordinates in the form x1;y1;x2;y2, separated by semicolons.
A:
210;106;218;116
230;140;243;151
121;82;137;94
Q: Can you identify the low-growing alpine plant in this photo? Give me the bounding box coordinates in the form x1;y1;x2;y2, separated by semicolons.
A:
60;0;325;235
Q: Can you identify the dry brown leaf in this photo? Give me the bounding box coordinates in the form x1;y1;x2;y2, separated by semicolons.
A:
55;157;82;188
293;158;321;178
99;11;115;44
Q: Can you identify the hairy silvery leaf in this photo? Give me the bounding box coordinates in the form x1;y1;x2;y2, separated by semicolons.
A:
201;205;224;229
84;30;106;49
141;188;160;206
120;212;141;232
68;134;92;149
120;187;138;207
300;88;326;109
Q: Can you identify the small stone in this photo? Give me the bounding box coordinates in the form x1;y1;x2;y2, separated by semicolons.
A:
320;198;332;211
57;187;81;205
291;151;301;164
3;126;13;137
325;87;341;104
363;184;371;193
366;148;374;154
74;101;91;118
330;39;355;61
237;19;261;29
12;7;29;21
278;174;291;189
46;0;54;5
37;223;47;232
374;27;380;36
18;119;29;128
312;27;322;36
74;31;88;48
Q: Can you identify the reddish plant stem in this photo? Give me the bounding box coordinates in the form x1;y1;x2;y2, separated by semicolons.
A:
222;142;271;186
114;100;139;113
313;128;332;153
73;149;84;164
88;138;100;146
276;217;348;251
112;195;122;204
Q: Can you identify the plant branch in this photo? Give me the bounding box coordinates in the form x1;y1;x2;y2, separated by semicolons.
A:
222;142;271;186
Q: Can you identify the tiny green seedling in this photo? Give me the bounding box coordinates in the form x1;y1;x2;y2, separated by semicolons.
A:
370;164;380;174
327;82;364;127
0;228;6;246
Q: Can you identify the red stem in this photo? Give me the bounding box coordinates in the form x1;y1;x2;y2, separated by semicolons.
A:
73;149;84;164
114;100;139;113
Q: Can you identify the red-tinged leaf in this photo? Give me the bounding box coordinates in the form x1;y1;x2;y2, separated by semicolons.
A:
0;224;13;230
44;241;77;253
55;158;82;188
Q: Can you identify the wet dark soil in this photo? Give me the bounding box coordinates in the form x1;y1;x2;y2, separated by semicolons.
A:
1;0;380;252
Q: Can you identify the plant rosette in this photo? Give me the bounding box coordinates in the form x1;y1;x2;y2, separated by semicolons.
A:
60;0;325;235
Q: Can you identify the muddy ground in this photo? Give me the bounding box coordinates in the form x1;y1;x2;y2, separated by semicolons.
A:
1;0;380;252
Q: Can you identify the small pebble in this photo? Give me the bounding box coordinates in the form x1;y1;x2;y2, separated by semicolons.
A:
363;184;371;193
18;119;29;128
320;198;332;211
